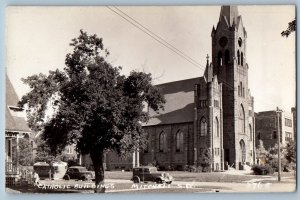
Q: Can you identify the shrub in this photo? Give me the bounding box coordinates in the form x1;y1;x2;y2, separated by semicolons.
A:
183;165;194;172
268;157;288;172
166;164;175;171
183;165;202;172
202;166;211;172
251;164;274;175
196;166;203;172
158;165;166;171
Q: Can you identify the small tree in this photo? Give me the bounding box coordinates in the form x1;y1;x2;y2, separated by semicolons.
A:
266;144;288;172
12;137;34;166
34;137;57;164
19;30;165;192
255;140;267;164
281;19;296;37
285;141;296;164
199;149;212;172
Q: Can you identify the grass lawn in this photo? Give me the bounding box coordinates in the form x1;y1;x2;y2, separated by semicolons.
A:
104;171;295;183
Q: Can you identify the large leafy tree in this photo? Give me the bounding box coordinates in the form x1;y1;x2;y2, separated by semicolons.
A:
19;30;165;192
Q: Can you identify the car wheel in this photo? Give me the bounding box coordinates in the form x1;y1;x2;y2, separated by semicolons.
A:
81;176;88;181
166;181;172;184
133;177;140;183
63;174;70;180
155;178;163;184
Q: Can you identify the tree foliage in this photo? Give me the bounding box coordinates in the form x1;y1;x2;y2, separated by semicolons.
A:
285;141;296;164
34;137;76;164
281;19;296;37
12;137;34;166
19;30;165;192
255;141;296;173
256;140;267;157
34;137;58;164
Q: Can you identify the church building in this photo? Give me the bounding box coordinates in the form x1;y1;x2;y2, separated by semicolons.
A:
137;5;256;171
87;6;256;172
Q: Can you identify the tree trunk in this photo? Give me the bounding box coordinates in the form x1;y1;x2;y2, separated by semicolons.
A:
90;150;105;193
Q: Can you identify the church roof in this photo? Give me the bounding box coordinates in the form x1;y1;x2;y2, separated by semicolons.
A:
6;74;31;133
144;77;202;126
219;5;239;27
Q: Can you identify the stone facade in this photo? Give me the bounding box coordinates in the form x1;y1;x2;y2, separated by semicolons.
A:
211;6;255;169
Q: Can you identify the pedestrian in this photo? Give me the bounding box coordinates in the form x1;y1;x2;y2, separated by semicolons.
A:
33;171;40;186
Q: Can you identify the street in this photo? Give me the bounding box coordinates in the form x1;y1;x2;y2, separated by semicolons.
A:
6;171;296;193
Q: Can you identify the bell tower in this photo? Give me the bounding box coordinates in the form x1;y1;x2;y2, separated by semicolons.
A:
211;6;254;169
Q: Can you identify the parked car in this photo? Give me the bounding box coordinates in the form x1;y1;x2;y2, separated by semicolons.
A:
131;166;173;184
63;166;95;181
33;161;67;180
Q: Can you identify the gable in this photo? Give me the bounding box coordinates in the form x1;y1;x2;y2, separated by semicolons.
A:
6;74;20;106
144;77;203;126
6;75;31;133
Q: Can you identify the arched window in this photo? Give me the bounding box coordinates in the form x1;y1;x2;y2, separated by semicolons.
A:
239;82;243;97
273;131;277;139
249;124;252;141
215;117;219;137
176;130;184;152
241;52;244;66
200;117;207;136
159;131;166;152
240;104;245;133
225;49;230;65
240;140;246;163
144;132;150;153
218;51;223;66
237;50;240;65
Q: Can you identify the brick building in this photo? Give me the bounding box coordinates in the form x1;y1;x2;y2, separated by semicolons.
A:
97;5;256;171
255;110;295;150
291;107;296;141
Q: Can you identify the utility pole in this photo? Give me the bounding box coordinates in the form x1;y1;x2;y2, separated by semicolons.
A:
276;107;282;182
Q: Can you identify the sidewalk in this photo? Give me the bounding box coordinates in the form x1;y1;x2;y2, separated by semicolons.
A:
5;188;21;193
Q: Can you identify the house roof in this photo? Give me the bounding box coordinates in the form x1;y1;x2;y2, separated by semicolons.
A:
144;77;202;126
6;74;31;133
6;74;20;106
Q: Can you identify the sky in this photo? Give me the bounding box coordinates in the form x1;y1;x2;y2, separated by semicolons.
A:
6;5;295;112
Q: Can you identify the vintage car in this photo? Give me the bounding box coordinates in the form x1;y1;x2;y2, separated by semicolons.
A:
131;166;173;184
63;166;95;181
33;161;67;180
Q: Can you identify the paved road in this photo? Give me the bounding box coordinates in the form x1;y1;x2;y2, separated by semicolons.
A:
6;174;296;193
104;176;296;193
